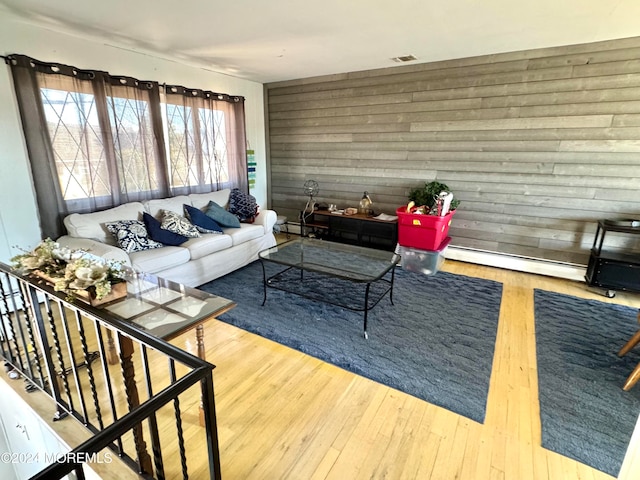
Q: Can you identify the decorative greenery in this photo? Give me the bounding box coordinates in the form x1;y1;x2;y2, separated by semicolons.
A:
11;238;125;301
11;238;66;276
408;181;460;214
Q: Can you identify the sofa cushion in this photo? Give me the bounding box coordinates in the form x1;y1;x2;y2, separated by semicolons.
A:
224;223;265;246
184;204;224;234
143;195;192;218
204;201;241;228
56;235;132;267
105;220;164;253
182;235;233;261
64;202;145;244
160;210;200;238
143;212;189;246
129;246;190;274
228;188;259;223
189;189;231;210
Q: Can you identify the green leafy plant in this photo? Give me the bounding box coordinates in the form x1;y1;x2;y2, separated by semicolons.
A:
408;181;460;213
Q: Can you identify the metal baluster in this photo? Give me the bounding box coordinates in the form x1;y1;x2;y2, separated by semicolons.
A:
18;282;55;393
11;283;34;375
0;272;15;360
93;322;124;455
26;286;69;418
1;265;223;479
200;372;222;480
75;311;103;430
59;305;89;423
169;359;189;480
74;464;86;480
141;345;165;480
4;276;24;369
24;285;46;389
44;297;74;416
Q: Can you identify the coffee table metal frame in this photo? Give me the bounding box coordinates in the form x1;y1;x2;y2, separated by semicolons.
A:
258;238;400;338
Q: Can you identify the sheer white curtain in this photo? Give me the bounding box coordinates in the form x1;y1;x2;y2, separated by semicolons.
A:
164;85;248;195
7;54;248;240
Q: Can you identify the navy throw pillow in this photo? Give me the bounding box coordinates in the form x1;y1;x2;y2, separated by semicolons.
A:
204;201;241;228
184;204;224;234
143;212;189;246
228;188;259;223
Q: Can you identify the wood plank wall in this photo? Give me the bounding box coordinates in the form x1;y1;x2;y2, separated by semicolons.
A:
265;37;640;265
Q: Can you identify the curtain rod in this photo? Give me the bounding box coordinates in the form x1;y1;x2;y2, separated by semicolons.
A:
4;54;244;101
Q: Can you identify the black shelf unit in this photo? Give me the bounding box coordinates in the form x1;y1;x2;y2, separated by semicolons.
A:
585;219;640;296
301;210;398;251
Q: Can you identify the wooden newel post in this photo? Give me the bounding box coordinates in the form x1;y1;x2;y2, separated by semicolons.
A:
118;334;153;475
105;328;119;365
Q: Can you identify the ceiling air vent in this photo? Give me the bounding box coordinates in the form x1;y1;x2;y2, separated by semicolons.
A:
391;55;417;63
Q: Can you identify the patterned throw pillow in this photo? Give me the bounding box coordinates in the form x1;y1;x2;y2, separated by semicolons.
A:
143;212;189;246
204;201;241;228
105;220;164;253
160;210;200;238
228;188;259;223
183;204;224;234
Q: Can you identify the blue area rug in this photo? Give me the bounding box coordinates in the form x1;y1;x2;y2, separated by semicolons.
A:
534;289;640;476
200;261;502;423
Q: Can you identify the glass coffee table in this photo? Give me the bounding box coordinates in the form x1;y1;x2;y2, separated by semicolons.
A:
259;238;400;338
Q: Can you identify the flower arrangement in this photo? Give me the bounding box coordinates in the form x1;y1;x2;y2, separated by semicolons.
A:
11;238;125;301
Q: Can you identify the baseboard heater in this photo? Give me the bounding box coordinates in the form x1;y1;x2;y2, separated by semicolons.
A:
282;224;588;282
445;246;587;282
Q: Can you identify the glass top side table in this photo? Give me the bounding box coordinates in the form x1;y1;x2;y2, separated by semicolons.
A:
101;270;234;427
104;270;235;341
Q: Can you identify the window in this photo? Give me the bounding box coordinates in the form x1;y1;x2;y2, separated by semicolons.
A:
164;87;246;195
8;54;248;239
108;94;161;197
34;70;167;212
165;104;230;189
41;87;111;201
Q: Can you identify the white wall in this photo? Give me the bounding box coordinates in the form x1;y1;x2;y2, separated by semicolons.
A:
0;377;71;479
619;412;640;479
0;417;17;480
0;13;267;263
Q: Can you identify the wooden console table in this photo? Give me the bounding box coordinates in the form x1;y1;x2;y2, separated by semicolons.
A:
303;210;398;251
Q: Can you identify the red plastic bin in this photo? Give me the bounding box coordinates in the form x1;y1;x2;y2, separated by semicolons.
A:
396;207;455;251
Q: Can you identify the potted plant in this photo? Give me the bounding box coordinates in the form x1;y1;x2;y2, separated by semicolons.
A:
407;181;460;215
11;238;126;304
395;181;459;251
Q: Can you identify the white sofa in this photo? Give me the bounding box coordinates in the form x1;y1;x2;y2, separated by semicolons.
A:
56;189;277;287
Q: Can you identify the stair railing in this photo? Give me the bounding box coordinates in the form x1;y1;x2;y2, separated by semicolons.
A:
0;262;221;480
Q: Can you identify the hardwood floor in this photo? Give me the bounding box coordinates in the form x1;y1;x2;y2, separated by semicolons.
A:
6;246;640;479
169;252;639;480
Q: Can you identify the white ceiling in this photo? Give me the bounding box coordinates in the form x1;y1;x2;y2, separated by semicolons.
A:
2;0;640;84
